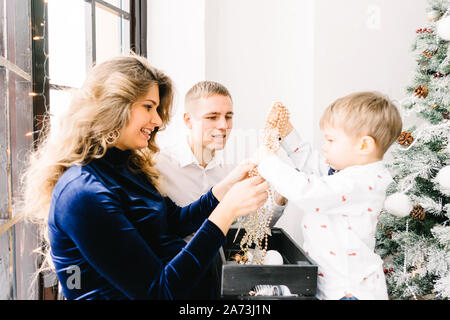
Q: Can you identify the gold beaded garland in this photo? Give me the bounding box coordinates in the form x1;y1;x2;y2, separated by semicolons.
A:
237;102;290;265
263;102;290;153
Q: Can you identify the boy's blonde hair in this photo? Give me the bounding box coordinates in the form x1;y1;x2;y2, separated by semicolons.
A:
319;91;402;155
184;81;232;113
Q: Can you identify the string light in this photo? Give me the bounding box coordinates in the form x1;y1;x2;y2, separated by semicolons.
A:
29;0;50;124
25;131;38;137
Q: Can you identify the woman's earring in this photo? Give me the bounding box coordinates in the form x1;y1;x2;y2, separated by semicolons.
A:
105;130;120;145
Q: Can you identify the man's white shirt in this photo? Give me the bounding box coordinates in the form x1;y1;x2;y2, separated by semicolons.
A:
155;135;233;207
155;135;285;242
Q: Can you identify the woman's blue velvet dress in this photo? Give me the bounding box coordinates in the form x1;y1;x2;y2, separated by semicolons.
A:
48;147;225;300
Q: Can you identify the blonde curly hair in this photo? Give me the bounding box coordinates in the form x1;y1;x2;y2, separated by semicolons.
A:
18;55;173;273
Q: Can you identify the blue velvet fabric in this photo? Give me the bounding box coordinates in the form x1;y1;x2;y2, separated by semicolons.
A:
48;147;225;300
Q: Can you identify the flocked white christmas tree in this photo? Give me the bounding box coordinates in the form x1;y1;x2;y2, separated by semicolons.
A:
375;0;450;300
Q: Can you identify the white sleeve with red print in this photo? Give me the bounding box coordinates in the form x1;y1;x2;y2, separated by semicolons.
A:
280;129;329;176
258;155;392;216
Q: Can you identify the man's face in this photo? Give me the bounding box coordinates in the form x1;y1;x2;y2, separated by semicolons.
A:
185;94;233;152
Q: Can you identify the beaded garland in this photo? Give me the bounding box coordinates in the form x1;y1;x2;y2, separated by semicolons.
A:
236;102;290;265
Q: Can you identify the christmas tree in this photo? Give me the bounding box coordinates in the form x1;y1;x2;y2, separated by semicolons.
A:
375;0;450;300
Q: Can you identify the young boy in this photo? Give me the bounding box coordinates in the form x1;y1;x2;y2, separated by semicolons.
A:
257;91;403;300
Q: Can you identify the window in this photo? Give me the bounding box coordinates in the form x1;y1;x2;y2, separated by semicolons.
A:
0;0;36;300
0;0;147;300
47;0;145;129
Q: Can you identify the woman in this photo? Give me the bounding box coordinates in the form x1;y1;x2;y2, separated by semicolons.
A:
21;55;269;299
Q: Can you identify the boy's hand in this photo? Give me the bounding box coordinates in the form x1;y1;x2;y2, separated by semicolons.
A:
273;191;287;206
265;102;292;140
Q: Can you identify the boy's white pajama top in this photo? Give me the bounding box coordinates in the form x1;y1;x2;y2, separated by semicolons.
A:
258;130;391;300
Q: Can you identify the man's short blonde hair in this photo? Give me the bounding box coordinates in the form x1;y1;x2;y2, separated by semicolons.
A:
319;91;403;155
184;81;232;113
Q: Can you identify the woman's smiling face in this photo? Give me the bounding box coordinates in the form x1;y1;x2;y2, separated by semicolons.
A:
115;83;162;151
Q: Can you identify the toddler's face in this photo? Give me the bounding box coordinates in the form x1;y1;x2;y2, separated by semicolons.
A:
321;125;362;171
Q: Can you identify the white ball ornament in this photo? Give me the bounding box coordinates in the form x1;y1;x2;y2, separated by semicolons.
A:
437;15;450;41
435;165;450;196
262;250;284;265
384;193;413;218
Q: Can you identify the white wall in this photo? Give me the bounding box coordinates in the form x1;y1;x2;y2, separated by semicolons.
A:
205;0;315;165
312;0;428;147
147;0;206;145
147;0;428;246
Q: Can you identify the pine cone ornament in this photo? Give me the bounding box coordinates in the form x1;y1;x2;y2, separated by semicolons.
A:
410;205;426;220
414;85;429;99
443;112;449;120
422;49;437;58
398;131;414;146
385;229;393;239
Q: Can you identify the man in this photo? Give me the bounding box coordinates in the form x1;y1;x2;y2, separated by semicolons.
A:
155;81;286;298
155;81;286;227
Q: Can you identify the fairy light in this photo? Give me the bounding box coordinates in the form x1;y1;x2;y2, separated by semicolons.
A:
29;0;50;141
25;131;38;137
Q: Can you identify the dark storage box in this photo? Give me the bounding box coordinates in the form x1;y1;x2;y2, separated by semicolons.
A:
219;228;318;300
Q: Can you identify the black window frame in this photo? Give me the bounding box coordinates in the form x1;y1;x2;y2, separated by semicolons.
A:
32;0;147;139
27;0;148;299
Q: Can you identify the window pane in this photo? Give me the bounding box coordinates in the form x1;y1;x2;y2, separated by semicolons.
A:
96;5;130;64
49;88;72;133
103;0;130;12
48;0;87;88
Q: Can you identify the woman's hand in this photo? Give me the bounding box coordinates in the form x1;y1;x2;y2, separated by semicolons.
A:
212;161;257;201
222;175;270;218
208;175;270;235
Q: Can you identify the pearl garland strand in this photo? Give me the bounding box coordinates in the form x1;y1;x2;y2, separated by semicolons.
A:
236;102;290;265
